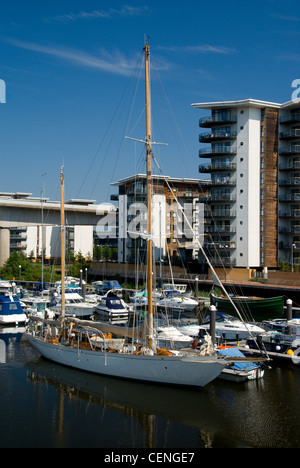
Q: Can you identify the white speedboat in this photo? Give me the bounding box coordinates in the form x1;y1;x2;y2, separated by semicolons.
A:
49;292;96;319
200;311;265;341
247;318;300;365
95;292;130;325
153;318;195;349
0;292;28;326
155;290;198;313
21;296;55;320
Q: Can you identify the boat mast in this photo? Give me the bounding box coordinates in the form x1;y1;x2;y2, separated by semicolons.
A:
144;40;154;349
60;167;65;324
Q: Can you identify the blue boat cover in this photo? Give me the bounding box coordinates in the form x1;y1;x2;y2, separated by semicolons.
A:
217;347;259;370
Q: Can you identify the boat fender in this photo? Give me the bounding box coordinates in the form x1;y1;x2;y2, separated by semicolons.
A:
192;339;198;349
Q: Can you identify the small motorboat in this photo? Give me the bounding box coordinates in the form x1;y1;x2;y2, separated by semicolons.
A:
247;319;300;365
200;311;265;341
216;346;265;382
95;292;130;325
155;290;198;313
154;323;194;349
0;292;28;326
49;292;96;319
21;296;55;320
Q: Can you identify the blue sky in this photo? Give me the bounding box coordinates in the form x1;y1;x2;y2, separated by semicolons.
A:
1;0;300;204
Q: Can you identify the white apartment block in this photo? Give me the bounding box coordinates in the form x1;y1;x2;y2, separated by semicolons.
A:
10;224;93;260
5;193;94;261
111;175;208;264
193;97;300;270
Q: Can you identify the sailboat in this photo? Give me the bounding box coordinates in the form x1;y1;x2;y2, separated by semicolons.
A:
25;41;226;388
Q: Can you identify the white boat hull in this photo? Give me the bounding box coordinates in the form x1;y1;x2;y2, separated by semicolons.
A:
25;333;225;387
95;306;128;325
51;305;95;318
0;313;28;325
219;367;264;383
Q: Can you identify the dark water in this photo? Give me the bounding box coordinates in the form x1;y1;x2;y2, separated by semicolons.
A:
1;326;300;449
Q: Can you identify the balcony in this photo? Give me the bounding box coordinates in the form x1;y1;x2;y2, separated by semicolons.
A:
209;209;236;218
210;177;236;187
279;241;300;250
199;145;237;157
279;210;300;218
203;241;236;249
279;112;300;124
279;145;300;155
279;226;300;234
210;193;236;202
279;129;300;139
279;193;300;202
199;130;236;143
199;162;236;173
204;225;236;234
199;115;237;128
279;178;300;186
279;161;300;171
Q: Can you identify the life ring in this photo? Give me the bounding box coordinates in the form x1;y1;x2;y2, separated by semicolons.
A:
192;339;199;349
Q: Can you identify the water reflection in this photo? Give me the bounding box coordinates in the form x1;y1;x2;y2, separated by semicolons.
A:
1;327;300;448
26;356;228;448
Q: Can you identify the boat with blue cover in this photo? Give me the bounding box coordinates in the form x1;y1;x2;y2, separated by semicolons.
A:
94;280;122;296
216;346;265;382
0;291;28;326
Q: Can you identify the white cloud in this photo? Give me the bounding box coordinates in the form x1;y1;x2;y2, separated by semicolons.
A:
158;44;236;55
47;5;150;23
6;38;141;76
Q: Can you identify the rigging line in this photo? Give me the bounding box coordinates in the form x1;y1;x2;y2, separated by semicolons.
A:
76;50;144;199
94;53;145;201
151;59;191;175
152;154;262;344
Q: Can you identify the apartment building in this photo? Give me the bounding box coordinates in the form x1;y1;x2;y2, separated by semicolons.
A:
111;174;209;264
278;100;300;269
2;193;94;261
193;97;300;270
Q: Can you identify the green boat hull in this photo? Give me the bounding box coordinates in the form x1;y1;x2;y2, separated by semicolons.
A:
210;293;284;321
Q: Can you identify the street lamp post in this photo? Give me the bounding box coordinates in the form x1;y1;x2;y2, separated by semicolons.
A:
291;243;296;272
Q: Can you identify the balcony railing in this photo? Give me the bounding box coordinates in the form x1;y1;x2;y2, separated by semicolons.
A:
279;112;300;123
279;178;300;186
199;162;236;172
279;129;300;139
199;130;236;142
279;161;300;170
199;146;237;156
209;209;236;218
279;242;300;250
279;193;300;201
203;242;236;250
279;145;300;155
204;225;236;234
210;178;236;187
279;226;300;234
199;115;237;127
279;210;300;218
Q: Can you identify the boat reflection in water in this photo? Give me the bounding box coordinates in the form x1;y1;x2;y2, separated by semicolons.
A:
2;330;300;448
25;356;229;448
